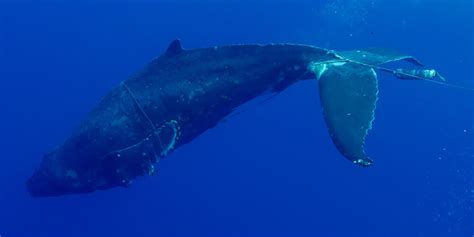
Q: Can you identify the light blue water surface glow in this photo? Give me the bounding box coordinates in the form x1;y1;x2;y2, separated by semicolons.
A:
0;0;472;236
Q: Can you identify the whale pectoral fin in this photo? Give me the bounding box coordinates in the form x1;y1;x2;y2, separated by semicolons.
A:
316;62;378;166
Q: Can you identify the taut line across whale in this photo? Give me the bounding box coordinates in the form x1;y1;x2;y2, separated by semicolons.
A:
27;40;446;197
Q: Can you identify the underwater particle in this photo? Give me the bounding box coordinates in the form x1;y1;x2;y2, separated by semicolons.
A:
319;0;378;33
147;164;155;175
220;95;231;101
65;169;78;179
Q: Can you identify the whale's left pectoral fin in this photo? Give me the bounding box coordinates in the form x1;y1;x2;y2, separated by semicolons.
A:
315;62;378;166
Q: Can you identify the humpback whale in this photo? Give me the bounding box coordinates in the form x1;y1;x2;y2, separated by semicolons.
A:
27;40;445;197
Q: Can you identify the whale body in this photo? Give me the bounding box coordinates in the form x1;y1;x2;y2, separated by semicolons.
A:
27;40;441;197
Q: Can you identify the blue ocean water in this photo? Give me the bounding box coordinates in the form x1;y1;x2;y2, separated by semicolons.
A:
0;0;472;236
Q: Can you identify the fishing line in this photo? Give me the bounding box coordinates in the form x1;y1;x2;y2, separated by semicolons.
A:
324;57;474;92
374;65;474;92
121;81;165;153
414;78;474;91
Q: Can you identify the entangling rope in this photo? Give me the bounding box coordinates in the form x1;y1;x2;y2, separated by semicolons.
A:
121;81;165;151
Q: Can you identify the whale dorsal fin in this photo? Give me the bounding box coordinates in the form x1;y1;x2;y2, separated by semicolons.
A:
165;39;183;56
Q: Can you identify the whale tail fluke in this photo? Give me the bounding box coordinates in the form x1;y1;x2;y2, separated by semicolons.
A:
310;49;441;166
